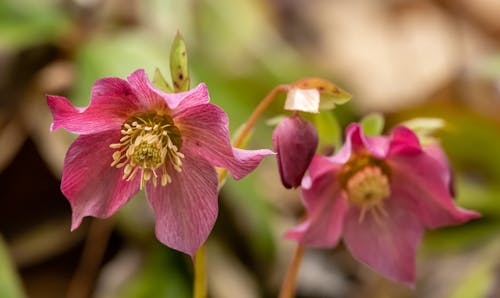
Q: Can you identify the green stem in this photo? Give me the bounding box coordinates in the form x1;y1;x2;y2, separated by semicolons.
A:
193;244;207;298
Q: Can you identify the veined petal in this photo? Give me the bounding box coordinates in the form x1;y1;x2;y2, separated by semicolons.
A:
47;78;139;134
145;152;218;256
343;198;424;286
175;103;273;180
388;153;479;228
61;130;140;230
286;171;347;247
127;69;209;110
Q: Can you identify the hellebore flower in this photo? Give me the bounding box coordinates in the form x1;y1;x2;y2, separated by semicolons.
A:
286;123;479;285
47;69;272;256
272;114;318;188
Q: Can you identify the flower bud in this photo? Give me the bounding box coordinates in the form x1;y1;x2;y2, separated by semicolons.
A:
272;114;319;188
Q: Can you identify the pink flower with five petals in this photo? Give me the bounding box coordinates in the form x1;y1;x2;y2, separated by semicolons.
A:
47;69;273;256
286;123;479;285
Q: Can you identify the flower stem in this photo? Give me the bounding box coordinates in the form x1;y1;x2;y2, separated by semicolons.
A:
217;84;289;186
278;244;305;298
66;218;114;298
232;84;289;148
193;244;207;298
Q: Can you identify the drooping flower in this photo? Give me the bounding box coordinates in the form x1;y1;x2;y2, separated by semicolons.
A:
47;69;273;256
272;114;318;188
286;123;479;285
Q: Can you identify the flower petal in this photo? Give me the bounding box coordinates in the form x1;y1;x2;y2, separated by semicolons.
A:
284;88;320;113
145;152;218;256
388;126;421;155
343;198;424;285
327;124;389;164
61;130;140;230
127;69;209;110
47;78;140;134
175;103;273;180
388;152;479;228
423;143;456;197
287;170;347;247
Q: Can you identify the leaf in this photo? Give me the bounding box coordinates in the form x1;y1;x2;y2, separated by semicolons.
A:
360;112;385;136
169;32;190;92
152;68;173;93
0;236;25;298
313;111;342;151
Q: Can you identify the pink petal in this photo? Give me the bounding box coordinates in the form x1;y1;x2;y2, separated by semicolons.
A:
328;124;389;164
343;198;424;285
61;130;140;230
145;151;218;256
175;103;273;180
423;143;455;197
172;83;210;112
306;155;341;185
47;78;140;134
126;69;209;110
388;126;421;156
388;153;480;229
286;171;347;247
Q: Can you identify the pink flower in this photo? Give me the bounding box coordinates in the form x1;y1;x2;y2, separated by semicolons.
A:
47;69;273;256
286;123;479;285
272;114;318;188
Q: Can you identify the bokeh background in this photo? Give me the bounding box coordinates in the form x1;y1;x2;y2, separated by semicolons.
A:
1;0;500;297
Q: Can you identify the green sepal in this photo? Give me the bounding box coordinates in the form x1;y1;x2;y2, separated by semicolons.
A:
169;32;190;92
360;112;385;136
152;68;173;93
313;111;342;152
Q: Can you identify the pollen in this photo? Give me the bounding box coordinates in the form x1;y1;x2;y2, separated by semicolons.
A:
340;155;391;223
109;113;184;189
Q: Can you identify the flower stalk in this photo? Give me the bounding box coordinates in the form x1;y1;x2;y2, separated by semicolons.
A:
193;244;207;298
278;244;305;298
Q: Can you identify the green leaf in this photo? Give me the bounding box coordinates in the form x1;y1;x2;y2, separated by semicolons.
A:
313;111;341;151
152;68;173;93
169;32;190;92
0;236;25;298
360;113;385;136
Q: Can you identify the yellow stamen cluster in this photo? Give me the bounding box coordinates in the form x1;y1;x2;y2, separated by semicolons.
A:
340;154;391;223
110;113;184;189
346;166;390;223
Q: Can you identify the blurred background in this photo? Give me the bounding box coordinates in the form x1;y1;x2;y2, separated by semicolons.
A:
1;0;500;297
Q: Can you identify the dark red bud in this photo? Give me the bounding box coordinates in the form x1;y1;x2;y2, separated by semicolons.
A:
272;114;319;188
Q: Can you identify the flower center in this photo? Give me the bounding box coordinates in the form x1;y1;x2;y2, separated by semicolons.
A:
109;112;184;189
340;155;391;223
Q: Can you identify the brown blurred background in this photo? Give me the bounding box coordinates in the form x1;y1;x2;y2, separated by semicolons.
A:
1;0;500;297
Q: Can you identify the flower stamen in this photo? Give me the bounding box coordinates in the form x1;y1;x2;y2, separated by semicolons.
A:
344;165;391;223
109;113;184;189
